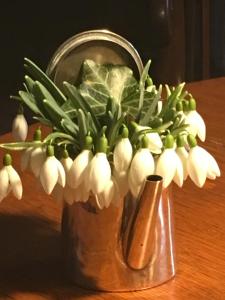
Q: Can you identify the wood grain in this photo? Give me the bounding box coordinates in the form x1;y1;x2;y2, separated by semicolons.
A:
0;77;225;299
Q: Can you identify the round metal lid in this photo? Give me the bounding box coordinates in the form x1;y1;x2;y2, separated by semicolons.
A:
46;29;143;88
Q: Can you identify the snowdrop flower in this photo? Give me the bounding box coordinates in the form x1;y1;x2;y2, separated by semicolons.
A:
113;170;129;198
156;134;183;188
176;135;189;180
87;134;111;195
68;135;93;189
113;126;133;173
185;98;206;142
12;106;28;141
40;145;65;194
21;128;45;177
52;149;74;203
96;177;119;209
128;135;155;198
136;124;163;154
187;135;220;187
0;154;22;201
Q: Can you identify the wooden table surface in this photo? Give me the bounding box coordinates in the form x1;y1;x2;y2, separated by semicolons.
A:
0;77;225;300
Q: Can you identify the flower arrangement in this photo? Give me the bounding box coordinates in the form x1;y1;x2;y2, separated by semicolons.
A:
0;58;220;208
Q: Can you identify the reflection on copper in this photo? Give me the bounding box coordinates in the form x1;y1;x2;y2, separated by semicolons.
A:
61;180;176;292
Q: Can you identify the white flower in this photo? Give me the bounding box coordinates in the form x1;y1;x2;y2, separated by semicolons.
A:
21;146;46;178
0;154;22;201
187;145;220;187
128;143;155;198
12;114;28;141
40;146;66;195
136;125;162;154
96;177;119;209
185;110;206;142
113;170;129;198
87;152;111;195
113;137;133;173
30;147;46;177
176;147;189;180
68;149;93;189
156;135;183;188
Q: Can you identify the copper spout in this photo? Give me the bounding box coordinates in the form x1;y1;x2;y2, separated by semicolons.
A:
125;175;163;270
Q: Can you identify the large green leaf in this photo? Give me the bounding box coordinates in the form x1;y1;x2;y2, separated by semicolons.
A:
79;60;138;116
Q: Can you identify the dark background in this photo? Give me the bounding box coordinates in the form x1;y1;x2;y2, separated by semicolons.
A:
0;0;224;134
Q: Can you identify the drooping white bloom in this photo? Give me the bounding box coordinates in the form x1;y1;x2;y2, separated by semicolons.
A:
30;147;46;177
176;147;189;180
184;98;206;142
39;146;65;195
136;125;163;154
96;177;119;209
113;170;129;198
12;114;28;142
128;136;155;198
156;135;183;188
113;138;133;173
87;152;111;194
68;149;93;189
52;153;74;204
185;111;206;142
0;154;22;201
187;137;220;187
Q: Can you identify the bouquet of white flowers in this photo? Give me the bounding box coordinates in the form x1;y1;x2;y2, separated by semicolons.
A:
0;58;220;208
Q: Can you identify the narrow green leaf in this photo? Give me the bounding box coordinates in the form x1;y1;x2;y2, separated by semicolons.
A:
24;58;66;105
44;132;75;143
24;75;35;93
140;85;162;125
33;116;52;127
108;113;125;149
77;109;87;147
0;141;43;151
19;91;43;116
138;60;151;113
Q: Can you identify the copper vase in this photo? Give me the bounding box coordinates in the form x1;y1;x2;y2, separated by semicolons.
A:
61;175;175;292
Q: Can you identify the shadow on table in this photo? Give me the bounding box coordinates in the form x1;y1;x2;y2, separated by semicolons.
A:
0;213;100;299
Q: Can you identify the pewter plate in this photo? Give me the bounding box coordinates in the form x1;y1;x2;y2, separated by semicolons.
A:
46;29;143;88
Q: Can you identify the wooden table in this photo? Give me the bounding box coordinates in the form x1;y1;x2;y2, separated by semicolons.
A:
0;77;225;300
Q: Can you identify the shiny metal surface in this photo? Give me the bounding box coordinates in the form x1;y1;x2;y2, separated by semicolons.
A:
46;29;143;88
124;175;163;270
61;185;175;292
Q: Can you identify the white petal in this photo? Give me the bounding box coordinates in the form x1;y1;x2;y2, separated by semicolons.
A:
100;178;115;208
129;149;155;187
0;167;9;201
113;138;133;172
64;185;76;205
12;114;28;141
55;159;66;187
201;148;220;178
61;157;73;174
194;111;206;142
7;166;23;200
113;170;129;197
173;154;184;187
89;153;111;194
156;149;177;188
185;111;206;141
95;194;105;210
187;146;208;187
21;147;33;171
30;147;46;177
176;147;189;180
68;150;93;189
146;133;162;154
40;157;58;194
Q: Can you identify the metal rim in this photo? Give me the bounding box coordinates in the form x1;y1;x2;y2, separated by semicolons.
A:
46;29;144;77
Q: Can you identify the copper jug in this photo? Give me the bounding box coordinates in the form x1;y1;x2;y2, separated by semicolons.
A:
61;175;175;291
